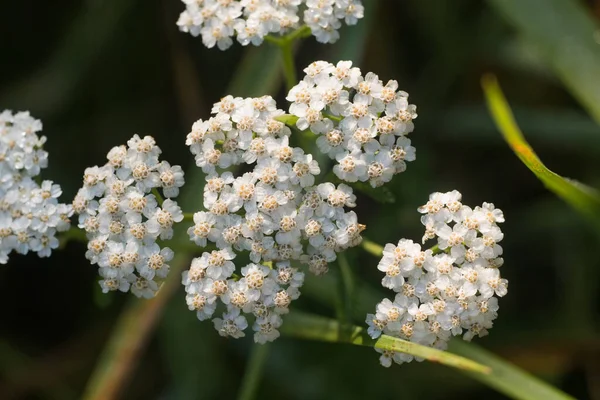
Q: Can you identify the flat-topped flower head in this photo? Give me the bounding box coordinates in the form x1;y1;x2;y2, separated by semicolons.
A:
368;190;507;367
0;110;73;264
287;61;417;188
182;95;364;343
74;134;184;298
177;0;364;50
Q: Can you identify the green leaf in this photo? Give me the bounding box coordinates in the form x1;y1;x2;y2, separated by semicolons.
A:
274;114;299;126
449;341;576;400
281;311;490;374
482;74;600;222
301;269;576;400
488;0;600;125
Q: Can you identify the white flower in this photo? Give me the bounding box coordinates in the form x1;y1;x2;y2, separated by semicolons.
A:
73;134;185;298
177;0;364;50
157;162;185;198
183;95;365;343
213;308;248;338
288;61;417;187
369;190;507;367
0;110;72;264
253;313;283;344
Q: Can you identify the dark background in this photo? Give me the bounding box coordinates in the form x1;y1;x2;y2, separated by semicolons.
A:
1;0;599;399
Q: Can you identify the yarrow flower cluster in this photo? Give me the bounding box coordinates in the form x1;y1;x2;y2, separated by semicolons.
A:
73;135;185;298
183;95;365;342
367;190;507;367
177;0;364;50
287;61;417;188
0;110;72;264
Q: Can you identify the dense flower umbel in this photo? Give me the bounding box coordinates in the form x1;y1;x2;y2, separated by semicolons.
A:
177;0;364;50
287;60;417;188
0;110;73;264
73;135;185;298
367;191;507;367
184;95;365;342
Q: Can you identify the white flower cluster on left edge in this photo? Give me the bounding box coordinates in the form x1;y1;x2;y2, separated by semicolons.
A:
367;191;507;367
183;95;365;343
73;135;185;298
0;110;73;264
177;0;364;50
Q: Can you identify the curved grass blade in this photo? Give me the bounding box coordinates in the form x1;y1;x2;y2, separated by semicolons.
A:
301;267;576;400
449;341;576;400
482;74;600;221
488;0;600;126
281;311;490;374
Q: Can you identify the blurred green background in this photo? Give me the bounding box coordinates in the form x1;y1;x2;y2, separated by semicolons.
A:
1;0;600;398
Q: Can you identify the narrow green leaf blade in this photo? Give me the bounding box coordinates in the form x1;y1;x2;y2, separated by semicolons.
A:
482;74;600;220
281;310;490;374
488;0;600;125
301;270;576;400
449;341;576;400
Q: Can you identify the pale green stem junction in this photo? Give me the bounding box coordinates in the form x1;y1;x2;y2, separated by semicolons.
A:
265;25;312;91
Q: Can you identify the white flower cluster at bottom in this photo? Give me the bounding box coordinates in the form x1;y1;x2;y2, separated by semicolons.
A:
183;254;304;343
0;110;72;264
367;190;507;367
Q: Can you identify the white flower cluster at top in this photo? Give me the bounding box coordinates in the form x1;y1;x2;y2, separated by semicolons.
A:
287;61;417;188
367;190;507;367
184;95;365;342
177;0;364;50
0;110;72;264
73;135;185;298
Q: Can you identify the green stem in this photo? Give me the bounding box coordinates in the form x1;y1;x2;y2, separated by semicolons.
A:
152;188;164;207
323;112;342;122
266;25;311;91
58;227;88;249
360;238;384;257
279;39;296;92
236;343;270;400
183;212;195;222
337;252;355;325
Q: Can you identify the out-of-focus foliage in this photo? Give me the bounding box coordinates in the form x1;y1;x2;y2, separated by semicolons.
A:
1;0;600;399
482;74;600;224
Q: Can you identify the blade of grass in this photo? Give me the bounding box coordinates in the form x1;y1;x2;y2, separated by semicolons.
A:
488;0;600;126
281;310;490;374
81;252;187;400
449;340;576;400
301;262;576;400
482;74;600;222
236;344;270;400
